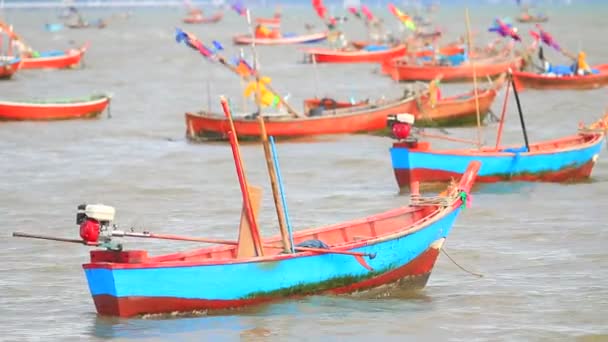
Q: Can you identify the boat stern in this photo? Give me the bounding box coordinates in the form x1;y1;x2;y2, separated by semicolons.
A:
82;250;148;317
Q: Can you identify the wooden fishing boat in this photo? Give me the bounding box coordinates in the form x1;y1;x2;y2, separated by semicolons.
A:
21;44;88;70
0;57;22;79
390;112;608;189
0;94;110;121
185;95;418;140
303;44;407;63
304;81;501;128
183;12;223;24
233;32;327;45
512;65;608;91
383;55;523;82
79;160;479;317
516;14;548;23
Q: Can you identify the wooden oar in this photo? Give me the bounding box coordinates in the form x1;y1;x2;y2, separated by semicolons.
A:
220;96;265;257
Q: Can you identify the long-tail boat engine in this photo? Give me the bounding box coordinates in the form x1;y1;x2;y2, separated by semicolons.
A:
387;113;416;142
77;204;119;249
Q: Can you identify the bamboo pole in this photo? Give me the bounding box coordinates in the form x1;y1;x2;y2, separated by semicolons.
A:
220;96;264;256
465;8;483;149
494;75;512;149
257;116;292;253
269;136;296;254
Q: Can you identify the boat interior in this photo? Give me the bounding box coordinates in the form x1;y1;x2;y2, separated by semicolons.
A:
144;204;442;263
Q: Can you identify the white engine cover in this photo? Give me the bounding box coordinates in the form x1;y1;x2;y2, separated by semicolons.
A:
396;113;415;125
85;204;115;222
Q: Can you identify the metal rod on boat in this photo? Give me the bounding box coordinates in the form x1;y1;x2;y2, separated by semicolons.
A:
494;74;512;149
12;232;98;246
110;231;239;245
220;96;265;256
509;71;530;151
269;136;296;253
257;116;292;253
312;53;320;99
465;8;483;150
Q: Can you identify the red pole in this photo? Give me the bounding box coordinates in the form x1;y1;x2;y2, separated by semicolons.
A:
494;75;512;150
220;96;264;256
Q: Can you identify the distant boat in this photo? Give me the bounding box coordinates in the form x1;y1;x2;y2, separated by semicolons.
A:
0;93;111;121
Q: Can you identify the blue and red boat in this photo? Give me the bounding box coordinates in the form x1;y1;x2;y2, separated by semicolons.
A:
389;113;607;190
82;159;477;317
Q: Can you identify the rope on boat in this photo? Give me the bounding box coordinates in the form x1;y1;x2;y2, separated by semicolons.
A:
409;181;463;207
441;247;484;278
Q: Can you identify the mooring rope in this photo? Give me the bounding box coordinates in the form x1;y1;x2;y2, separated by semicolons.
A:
441;247;483;278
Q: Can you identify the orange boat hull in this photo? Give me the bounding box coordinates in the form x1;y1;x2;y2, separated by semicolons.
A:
304;45;407;63
21;45;87;70
383;57;523;82
512;65;608;90
185;97;417;140
304;88;498;128
0;96;110;121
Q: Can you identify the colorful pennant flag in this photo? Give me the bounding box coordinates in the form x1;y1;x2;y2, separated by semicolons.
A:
529;24;560;51
388;3;416;31
488;18;521;41
231;0;246;16
361;5;374;21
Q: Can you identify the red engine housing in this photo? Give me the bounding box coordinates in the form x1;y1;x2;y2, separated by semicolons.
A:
392;122;412;140
80;219;100;243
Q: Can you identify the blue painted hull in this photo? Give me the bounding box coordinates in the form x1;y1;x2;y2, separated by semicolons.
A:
391;135;605;188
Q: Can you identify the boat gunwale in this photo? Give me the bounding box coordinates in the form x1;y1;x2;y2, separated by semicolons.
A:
302;44;407;57
394;130;605;158
83;201;459;270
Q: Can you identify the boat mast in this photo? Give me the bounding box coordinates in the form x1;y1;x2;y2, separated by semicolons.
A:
465;8;483;149
510;73;530;151
247;9;293;254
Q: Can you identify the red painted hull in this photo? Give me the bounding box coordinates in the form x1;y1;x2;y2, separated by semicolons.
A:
395;159;596;190
185;96;417;140
383;56;523;82
91;244;441;317
0;95;110;121
233;32;327;45
183;12;223;24
304;45;407;63
512;65;608;90
21;45;88;70
0;59;22;79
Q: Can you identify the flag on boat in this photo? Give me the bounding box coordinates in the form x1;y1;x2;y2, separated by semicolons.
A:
175;28;213;57
388;3;416;31
231;0;246;16
234;58;254;77
243;77;281;108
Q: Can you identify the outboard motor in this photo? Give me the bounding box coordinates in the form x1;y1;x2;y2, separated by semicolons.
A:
77;204;116;244
387;113;416;141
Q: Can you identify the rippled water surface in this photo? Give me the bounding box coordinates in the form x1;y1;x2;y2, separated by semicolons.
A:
1;3;607;341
